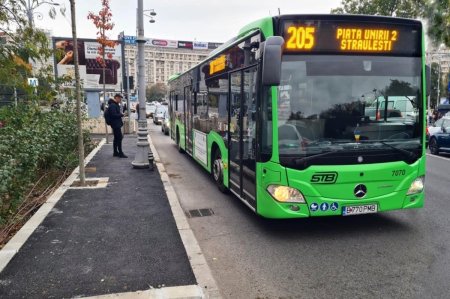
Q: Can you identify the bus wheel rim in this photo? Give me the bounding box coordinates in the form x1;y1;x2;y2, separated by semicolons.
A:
213;159;221;181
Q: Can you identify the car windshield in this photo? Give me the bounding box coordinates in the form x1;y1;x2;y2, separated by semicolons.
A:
277;55;423;166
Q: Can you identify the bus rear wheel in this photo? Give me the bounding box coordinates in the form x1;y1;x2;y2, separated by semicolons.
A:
212;149;226;193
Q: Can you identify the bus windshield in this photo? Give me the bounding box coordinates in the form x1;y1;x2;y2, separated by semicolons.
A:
277;55;422;165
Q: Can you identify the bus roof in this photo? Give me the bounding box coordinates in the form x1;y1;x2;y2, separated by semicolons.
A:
238;16;274;39
168;73;181;82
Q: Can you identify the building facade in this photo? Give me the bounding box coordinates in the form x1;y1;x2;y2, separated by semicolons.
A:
123;37;221;88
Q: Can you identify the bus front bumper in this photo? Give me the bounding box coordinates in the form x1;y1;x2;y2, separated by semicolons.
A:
256;187;424;219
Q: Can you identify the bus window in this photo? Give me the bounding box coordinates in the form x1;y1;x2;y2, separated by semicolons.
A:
206;73;229;140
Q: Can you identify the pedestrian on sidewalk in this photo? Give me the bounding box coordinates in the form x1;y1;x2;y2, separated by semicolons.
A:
107;94;128;158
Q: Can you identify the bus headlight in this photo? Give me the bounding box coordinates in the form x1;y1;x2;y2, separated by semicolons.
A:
407;176;424;195
267;185;305;203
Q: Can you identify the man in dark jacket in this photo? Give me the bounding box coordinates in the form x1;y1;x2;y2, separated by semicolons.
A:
107;94;128;158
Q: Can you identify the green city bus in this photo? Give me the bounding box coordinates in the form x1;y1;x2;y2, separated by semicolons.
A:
168;14;428;218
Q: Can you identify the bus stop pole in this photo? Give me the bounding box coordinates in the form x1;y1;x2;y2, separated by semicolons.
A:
132;0;151;169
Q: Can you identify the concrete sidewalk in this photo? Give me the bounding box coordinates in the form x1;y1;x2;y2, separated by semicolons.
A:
0;136;200;298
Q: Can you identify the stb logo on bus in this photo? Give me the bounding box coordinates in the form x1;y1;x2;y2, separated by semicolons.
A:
310;172;338;184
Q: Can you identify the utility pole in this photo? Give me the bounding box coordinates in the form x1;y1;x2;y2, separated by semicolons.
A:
69;0;85;185
132;0;151;169
437;60;441;105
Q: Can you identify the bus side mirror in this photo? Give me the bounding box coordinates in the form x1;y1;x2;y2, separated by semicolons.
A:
262;36;284;86
425;65;431;97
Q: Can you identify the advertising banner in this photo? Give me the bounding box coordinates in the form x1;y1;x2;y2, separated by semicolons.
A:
146;38;178;48
208;42;222;49
178;40;193;49
193;41;208;50
53;38;122;90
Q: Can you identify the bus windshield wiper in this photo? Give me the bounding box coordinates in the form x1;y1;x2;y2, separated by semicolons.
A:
369;140;418;160
294;149;344;166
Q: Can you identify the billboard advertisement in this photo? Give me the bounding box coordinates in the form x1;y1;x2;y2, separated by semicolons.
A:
53;38;122;90
208;42;222;49
119;35;222;50
146;38;178;48
193;41;208;50
178;40;193;49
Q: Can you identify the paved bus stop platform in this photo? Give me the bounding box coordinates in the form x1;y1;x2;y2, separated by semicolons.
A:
0;135;207;299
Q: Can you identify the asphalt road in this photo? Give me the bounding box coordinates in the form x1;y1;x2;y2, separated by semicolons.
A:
149;122;450;299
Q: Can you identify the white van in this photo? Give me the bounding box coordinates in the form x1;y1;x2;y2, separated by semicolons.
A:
365;96;418;121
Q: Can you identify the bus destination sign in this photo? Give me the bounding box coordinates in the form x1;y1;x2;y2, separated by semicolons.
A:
336;28;397;51
282;20;420;56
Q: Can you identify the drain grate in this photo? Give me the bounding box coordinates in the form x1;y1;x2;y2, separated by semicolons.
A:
186;208;214;218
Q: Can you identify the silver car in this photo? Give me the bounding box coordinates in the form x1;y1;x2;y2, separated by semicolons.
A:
146;103;157;118
161;111;170;135
153;105;167;125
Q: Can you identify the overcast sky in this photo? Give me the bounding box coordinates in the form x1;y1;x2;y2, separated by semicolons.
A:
34;0;342;42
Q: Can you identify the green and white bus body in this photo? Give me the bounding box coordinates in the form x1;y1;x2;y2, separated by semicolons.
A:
168;15;427;219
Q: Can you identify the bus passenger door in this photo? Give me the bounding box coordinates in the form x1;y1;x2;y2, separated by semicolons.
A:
229;68;257;208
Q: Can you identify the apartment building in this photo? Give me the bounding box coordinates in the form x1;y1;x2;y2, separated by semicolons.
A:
123;37;221;87
427;48;450;75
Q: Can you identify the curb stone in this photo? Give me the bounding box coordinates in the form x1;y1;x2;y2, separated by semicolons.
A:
148;133;222;299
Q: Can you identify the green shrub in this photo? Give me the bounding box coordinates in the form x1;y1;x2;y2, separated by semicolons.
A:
0;104;91;224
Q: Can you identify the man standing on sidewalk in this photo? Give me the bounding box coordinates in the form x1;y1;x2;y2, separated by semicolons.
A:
107;94;128;158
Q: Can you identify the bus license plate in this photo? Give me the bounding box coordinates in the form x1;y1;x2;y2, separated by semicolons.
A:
342;204;378;216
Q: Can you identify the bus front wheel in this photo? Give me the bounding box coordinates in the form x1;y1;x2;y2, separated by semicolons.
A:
212;149;226;193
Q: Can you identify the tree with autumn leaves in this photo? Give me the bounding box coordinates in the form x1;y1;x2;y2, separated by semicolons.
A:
87;0;117;143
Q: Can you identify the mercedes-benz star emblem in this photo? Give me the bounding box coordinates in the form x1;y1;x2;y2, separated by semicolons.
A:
354;184;367;198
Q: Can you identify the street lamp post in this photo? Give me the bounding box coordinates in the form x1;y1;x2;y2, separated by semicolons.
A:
24;0;60;28
437;60;441;105
132;0;154;169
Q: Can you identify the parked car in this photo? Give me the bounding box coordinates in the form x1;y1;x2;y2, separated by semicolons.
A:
429;120;450;155
161;111;170;135
427;116;450;147
437;104;450;117
153;105;167;125
146;103;157;118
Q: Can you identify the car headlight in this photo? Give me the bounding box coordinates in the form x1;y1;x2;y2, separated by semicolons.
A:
407;176;424;195
266;185;305;203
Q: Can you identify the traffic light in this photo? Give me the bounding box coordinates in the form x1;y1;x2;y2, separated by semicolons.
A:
122;76;134;90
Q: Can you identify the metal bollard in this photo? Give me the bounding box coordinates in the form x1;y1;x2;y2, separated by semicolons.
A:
148;151;154;171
